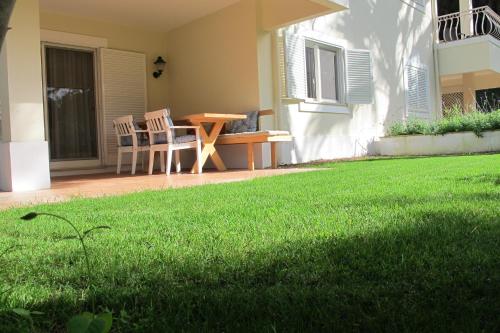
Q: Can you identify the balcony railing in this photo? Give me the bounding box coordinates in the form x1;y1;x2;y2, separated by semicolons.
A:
437;6;500;43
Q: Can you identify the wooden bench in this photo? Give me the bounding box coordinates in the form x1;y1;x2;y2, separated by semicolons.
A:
216;110;292;170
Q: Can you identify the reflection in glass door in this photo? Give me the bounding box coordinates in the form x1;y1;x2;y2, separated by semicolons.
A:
43;45;100;167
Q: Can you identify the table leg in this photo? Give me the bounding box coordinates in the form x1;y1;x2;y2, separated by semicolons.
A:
191;121;227;173
247;143;255;171
271;142;278;169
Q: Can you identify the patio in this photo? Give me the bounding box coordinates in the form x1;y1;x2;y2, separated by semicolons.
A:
0;167;311;210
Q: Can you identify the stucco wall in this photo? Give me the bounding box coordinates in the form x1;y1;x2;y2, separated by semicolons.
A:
165;0;261;117
39;11;169;111
279;0;438;163
441;71;500;93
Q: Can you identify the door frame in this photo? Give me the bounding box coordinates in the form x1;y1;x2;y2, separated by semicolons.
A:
41;42;104;171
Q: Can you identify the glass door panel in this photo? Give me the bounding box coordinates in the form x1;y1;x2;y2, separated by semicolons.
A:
45;46;99;163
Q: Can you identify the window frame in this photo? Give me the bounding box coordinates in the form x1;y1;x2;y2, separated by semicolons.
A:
304;39;346;106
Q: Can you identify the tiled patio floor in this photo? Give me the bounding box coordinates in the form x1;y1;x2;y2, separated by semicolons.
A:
0;168;313;210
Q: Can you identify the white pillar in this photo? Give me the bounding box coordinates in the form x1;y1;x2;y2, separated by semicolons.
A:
0;0;50;192
459;0;473;37
462;73;476;112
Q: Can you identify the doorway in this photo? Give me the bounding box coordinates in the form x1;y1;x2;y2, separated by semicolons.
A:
42;44;102;170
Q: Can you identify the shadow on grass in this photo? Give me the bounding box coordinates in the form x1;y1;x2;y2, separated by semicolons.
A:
11;208;499;333
457;174;500;186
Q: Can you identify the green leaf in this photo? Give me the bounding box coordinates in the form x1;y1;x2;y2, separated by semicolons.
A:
86;318;106;333
12;308;31;318
67;313;112;333
67;314;92;333
96;312;113;333
20;212;38;221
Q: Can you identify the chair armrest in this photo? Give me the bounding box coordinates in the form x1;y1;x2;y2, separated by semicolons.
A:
135;130;148;133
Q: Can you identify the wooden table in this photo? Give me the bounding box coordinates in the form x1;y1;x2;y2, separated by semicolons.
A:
176;113;247;173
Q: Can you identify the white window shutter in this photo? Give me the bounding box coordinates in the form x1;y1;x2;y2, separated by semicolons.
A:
404;64;430;119
346;49;373;105
100;48;147;165
284;32;307;100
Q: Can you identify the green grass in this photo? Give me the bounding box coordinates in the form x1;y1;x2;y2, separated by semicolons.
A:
1;154;499;332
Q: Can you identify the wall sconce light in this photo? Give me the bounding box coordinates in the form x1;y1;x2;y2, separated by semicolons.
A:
153;56;166;78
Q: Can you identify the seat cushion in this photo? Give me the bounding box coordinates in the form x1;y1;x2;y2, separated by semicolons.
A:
151;112;177;144
154;132;169;144
154;134;196;145
165;114;176;139
120;121;149;146
226;111;258;134
175;135;196;144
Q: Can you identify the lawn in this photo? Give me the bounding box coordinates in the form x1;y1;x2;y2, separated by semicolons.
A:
1;154;499;332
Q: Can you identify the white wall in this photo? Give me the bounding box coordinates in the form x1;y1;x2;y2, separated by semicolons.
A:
375;130;500;156
278;0;438;164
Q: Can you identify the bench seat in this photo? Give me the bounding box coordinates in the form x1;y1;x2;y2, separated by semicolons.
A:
217;130;292;144
216;129;292;170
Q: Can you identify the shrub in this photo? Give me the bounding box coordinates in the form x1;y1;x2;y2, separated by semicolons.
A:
388;109;500;137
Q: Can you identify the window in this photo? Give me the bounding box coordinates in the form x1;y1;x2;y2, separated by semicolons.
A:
405;64;430;119
282;31;372;106
305;40;344;104
476;88;500;112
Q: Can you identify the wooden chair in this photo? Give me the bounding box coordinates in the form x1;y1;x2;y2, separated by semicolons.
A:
144;109;203;175
113;115;150;175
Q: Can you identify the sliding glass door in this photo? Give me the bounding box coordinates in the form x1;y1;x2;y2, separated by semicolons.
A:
43;44;101;169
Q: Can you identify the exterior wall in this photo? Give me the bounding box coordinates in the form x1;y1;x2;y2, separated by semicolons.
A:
441;71;500;93
0;0;51;191
259;0;334;30
39;11;169;111
165;0;261;117
279;0;438;164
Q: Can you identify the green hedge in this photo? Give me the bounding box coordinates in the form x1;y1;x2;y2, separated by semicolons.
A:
388;110;500;137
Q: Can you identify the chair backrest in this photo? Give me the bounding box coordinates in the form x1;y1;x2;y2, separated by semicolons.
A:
113;115;138;147
144;109;174;145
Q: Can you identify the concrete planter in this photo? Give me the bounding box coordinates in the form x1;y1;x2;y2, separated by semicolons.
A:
375;130;500;156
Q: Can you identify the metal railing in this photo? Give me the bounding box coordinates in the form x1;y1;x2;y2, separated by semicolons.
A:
437;6;500;43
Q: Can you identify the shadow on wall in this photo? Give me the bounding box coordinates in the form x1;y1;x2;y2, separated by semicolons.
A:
282;0;435;161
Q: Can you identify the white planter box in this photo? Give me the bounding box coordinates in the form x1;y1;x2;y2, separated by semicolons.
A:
375;130;500;156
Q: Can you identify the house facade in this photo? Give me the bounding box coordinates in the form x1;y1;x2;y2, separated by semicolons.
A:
277;0;439;163
437;0;500;113
0;0;498;192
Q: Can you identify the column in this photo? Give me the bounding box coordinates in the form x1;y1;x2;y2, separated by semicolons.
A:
0;0;50;192
462;73;476;112
459;0;473;37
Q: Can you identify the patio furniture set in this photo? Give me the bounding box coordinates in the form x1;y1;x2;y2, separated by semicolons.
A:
113;109;292;175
